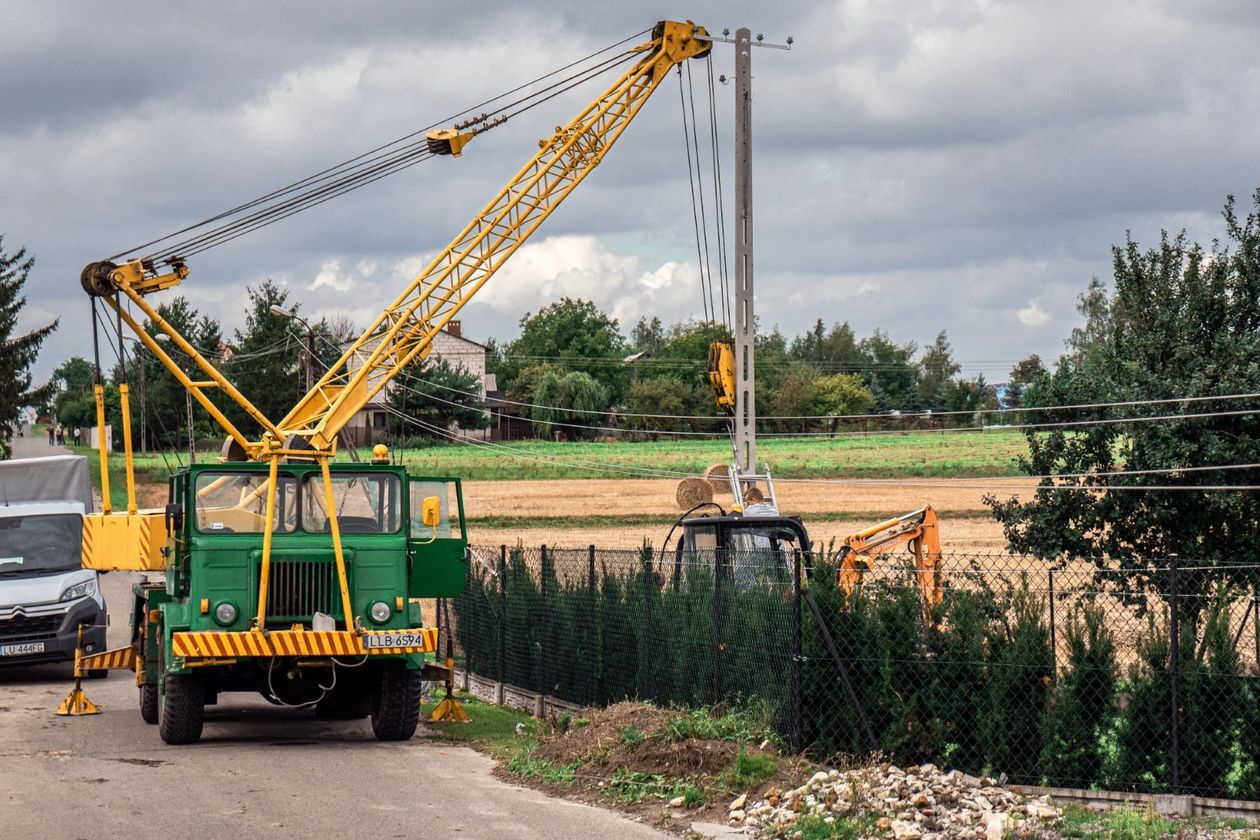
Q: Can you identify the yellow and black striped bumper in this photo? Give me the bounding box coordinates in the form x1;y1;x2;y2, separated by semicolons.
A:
171;628;438;659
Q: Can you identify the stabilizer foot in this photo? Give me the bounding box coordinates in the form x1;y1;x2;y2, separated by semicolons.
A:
429;695;471;723
57;687;101;716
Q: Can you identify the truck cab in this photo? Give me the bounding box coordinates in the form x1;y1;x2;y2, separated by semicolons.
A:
0;500;107;669
127;460;468;743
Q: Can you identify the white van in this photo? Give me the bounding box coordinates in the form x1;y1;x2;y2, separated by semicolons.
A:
0;456;107;672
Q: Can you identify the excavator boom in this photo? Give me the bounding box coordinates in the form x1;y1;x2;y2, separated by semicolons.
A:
836;505;943;617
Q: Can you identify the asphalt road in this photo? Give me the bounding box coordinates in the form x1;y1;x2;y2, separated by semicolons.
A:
0;442;672;839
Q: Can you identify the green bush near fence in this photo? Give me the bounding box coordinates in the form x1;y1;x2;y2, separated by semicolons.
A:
453;549;1260;800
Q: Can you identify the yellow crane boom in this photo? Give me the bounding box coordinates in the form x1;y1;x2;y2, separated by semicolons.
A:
80;20;712;462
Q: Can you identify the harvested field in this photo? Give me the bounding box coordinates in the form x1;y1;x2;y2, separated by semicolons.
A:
462;477;1034;550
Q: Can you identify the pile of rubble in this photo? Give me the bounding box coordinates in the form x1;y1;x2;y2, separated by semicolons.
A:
729;763;1061;838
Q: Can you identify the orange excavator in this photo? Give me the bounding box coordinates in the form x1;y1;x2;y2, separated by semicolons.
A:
834;505;943;617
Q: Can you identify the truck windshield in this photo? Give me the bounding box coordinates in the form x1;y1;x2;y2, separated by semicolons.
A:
194;472;298;534
0;513;83;575
303;473;401;534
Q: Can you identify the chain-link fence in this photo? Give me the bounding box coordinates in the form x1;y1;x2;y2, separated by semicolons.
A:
441;546;1260;801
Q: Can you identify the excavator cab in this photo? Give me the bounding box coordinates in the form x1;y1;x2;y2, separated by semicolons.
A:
674;512;811;587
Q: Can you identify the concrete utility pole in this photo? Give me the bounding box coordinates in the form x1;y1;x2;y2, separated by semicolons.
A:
733;27;756;475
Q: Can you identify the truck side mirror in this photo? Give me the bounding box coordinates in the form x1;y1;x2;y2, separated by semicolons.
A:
421;496;441;528
165;503;184;535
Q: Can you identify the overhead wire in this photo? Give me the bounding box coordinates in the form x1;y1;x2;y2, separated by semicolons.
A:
380;366;1260;440
161;51;647;262
705;55;731;331
677;66;712;322
373;399;1260;491
684;59;717;325
110;29;652;266
152;48;644;262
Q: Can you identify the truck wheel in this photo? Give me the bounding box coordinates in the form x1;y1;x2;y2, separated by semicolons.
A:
86;668;110;680
370;663;421;741
159;672;205;745
139;682;159;725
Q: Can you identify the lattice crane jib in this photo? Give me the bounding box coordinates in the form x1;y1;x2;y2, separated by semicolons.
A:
80;20;711;462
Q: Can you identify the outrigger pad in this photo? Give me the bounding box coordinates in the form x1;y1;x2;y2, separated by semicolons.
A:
56;687;101;716
429;695;470;723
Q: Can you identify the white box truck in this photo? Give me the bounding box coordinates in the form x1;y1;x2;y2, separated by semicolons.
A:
0;455;108;674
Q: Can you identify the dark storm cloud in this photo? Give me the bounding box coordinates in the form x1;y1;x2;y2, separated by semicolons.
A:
3;0;1259;386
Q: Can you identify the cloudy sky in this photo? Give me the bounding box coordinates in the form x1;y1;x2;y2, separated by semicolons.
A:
3;0;1258;385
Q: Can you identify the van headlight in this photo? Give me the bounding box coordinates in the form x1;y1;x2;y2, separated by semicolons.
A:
213;601;239;627
60;578;97;602
368;601;392;624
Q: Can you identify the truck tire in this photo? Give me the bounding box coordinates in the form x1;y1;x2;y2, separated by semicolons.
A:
86;668;109;680
370;663;421;741
159;672;205;745
139;682;159;725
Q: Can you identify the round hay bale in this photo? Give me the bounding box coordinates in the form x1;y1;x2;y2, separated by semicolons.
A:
704;463;730;493
676;477;714;510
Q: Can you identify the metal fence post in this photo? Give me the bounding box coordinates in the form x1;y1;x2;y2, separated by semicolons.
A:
790;549;803;754
643;547;654;700
539;544;549;696
713;549;724;703
588;544;597;705
498;545;507;684
1169;554;1181;795
1048;568;1057;676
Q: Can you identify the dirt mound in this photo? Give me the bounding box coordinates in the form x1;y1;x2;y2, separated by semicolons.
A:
535;702;769;780
615;738;739;777
534;701;671;765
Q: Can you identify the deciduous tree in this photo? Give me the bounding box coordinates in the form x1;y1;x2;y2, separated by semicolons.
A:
986;192;1260;597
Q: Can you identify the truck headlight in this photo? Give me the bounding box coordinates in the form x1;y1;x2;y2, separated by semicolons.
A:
60;578;97;602
368;601;391;624
213;601;239;627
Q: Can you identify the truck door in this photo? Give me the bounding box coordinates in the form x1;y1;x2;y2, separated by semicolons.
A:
406;478;468;598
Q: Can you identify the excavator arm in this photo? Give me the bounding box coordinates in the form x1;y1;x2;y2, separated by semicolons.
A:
81;20;712;461
835;505;943;617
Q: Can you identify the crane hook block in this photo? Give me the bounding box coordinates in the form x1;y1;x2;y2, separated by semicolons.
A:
427;128;475;158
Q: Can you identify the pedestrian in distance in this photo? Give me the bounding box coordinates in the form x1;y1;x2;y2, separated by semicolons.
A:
47;425;53;446
73;427;81;446
55;423;64;445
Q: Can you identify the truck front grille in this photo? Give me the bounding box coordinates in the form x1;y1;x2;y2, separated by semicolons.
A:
0;614;62;642
267;559;339;620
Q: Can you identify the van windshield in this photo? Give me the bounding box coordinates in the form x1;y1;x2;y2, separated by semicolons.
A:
0;514;83;575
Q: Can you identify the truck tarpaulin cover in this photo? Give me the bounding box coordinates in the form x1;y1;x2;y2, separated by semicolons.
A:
0;455;95;512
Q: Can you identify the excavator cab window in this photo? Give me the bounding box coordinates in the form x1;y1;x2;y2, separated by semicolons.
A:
727;524;796;586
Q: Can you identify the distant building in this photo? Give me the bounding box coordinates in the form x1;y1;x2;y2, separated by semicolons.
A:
341;320;491;446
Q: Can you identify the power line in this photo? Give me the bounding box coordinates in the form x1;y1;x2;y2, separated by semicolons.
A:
375;403;1260;491
384;367;1260;440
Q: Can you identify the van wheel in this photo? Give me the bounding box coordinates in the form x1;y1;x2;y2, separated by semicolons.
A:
139;682;159;724
370;663;421;741
159;672;205;745
86;668;109;680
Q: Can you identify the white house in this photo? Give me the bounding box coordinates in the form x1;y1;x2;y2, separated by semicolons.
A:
342;320;490;444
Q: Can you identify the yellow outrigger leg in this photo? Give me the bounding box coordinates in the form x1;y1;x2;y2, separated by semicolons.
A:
57;625;102;716
428;656;470;723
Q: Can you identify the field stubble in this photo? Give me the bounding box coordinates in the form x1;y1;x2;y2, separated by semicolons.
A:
462;477;1036;550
